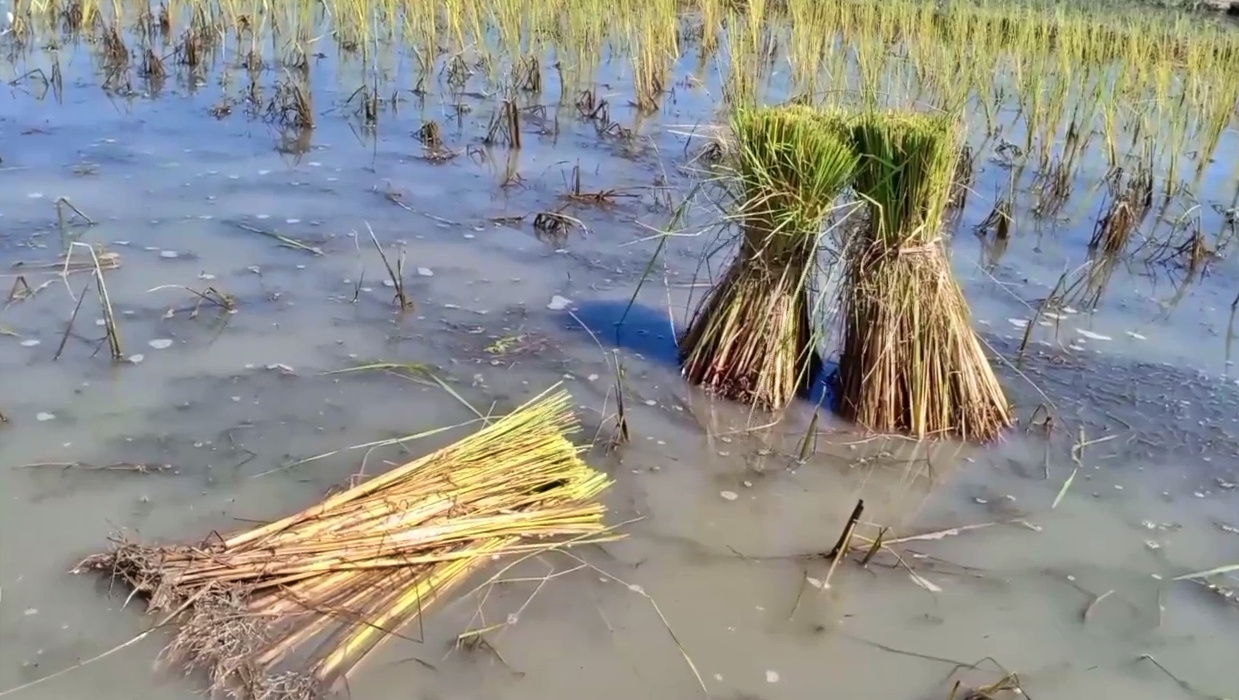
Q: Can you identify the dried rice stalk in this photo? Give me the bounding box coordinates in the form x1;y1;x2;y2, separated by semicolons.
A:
74;386;614;700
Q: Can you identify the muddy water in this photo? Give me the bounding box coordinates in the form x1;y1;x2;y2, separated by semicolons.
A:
3;26;1239;700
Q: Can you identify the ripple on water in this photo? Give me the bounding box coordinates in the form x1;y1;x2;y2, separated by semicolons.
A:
993;334;1239;476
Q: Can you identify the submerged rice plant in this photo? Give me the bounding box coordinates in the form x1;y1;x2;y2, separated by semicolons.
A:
834;112;1011;442
680;106;857;411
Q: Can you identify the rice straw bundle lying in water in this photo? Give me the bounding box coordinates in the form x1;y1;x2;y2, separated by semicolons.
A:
73;386;613;700
680;106;858;410
833;112;1011;441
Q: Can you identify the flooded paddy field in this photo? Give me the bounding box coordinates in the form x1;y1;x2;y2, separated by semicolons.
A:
2;1;1238;699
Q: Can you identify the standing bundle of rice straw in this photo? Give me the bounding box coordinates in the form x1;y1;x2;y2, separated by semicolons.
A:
73;386;614;700
680;106;858;410
834;112;1011;441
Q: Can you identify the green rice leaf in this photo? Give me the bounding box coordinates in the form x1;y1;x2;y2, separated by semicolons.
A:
848;111;959;246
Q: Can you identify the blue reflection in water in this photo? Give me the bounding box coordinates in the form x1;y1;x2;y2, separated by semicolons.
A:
564;299;839;410
565;300;679;366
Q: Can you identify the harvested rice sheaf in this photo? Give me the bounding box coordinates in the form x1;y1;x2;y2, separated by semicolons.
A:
833;112;1011;441
680;105;858;410
74;386;614;700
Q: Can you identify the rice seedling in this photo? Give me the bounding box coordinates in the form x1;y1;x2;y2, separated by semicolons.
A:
345;82;381;127
566;308;634;450
89;251;123;361
1;285;30;315
948;145;975;211
821;499;864;589
483;97;521;149
834;112;1011;442
627;0;676;112
562;164;634;206
208;97;234;118
5;0;1237;371
1030;159;1072;220
1228;291;1239;368
54;196;95;249
48;243;124;361
266;77;313;128
176;28;205;71
9;248;121;277
53;277;93;362
608;350;631;448
680;106;858;411
1063;248;1123;311
443;53;472;93
1139;207;1220;289
1088;193;1140;256
1178;229;1213;279
100;22;128;67
156;1;171;34
148;284;238;318
73;387;615;700
414;119;443;148
514;54;541;93
8;0;1237;164
721;11;760;107
946;672;1026;700
227;220;323;255
690;138;727;167
574;89;608;122
5;275;36;305
365;223;412;310
976;227;1010;272
140;47;166;81
1015;270;1070;368
975;184;1014;242
532;209;579;247
57;0;86;33
94;20;134;93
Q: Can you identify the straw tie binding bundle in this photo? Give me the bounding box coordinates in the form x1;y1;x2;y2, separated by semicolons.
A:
72;386;615;700
680;105;858;411
833;112;1012;442
891;238;942;257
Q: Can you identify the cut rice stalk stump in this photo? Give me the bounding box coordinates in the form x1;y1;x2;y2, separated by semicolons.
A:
73;386;614;700
834;112;1011;441
680;106;858;410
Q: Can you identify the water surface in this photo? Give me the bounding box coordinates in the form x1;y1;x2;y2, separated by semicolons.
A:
2;9;1238;700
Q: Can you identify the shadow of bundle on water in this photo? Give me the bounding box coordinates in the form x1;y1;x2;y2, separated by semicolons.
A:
564;298;842;410
564;299;680;366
